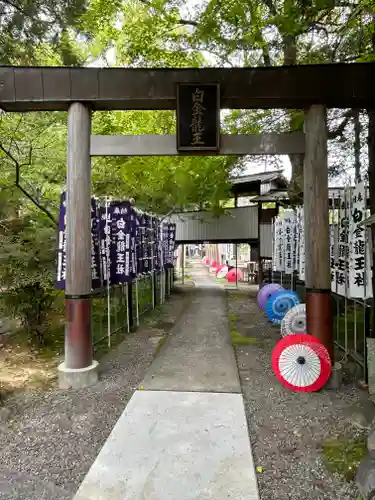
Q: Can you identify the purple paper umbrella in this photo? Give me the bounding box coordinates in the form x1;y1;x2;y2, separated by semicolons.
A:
257;283;284;309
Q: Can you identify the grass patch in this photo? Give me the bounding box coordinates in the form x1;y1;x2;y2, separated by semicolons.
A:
143;306;163;326
228;307;257;345
322;437;367;481
231;329;257;345
155;335;167;355
229;293;246;299
228;312;237;324
0;281;173;396
0;346;58;396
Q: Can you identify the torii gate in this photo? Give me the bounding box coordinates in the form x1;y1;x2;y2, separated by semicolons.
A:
0;63;373;388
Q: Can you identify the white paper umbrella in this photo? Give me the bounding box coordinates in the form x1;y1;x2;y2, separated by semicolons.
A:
217;265;228;279
281;303;306;337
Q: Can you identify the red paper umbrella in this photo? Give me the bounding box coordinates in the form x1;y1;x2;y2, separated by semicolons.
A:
205;257;210;265
272;334;332;392
211;260;218;268
227;268;244;283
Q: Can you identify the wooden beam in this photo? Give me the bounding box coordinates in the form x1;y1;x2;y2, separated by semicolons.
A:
90;133;305;156
304;105;333;360
0;63;374;112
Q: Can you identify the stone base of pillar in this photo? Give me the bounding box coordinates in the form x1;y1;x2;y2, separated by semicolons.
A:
58;360;99;390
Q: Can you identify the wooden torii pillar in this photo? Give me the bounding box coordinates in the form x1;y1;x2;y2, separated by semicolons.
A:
58;102;99;389
304;105;333;360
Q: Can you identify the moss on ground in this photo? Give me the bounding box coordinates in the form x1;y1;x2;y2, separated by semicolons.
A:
155;335;167;355
228;312;237;324
321;437;367;482
228;311;257;345
231;330;257;345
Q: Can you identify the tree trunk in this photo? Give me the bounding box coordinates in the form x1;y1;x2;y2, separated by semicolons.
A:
283;36;304;204
368;14;375;335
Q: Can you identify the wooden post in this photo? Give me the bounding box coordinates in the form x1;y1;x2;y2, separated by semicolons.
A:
128;282;134;330
304;105;333;360
59;102;98;388
181;244;185;285
257;201;263;285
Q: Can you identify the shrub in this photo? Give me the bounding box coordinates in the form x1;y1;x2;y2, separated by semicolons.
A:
0;213;57;346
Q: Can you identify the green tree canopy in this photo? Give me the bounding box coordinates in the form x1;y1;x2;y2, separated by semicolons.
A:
0;0;88;64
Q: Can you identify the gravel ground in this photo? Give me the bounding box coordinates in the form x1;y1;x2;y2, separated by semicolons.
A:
0;290;189;500
229;290;366;500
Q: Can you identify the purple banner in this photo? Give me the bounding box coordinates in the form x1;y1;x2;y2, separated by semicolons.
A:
56;192;67;290
136;212;153;275
98;201;111;287
147;214;153;273
130;208;137;278
56;193;172;289
56;192;102;290
91;198;103;289
153;217;161;271
109;201;136;284
166;222;176;268
161;222;169;269
136;213;144;275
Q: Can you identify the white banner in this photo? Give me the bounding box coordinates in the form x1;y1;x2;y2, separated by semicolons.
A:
283;211;295;275
297;207;305;281
293;209;299;272
366;225;373;298
333;189;350;297
272;221;277;271
274;217;284;272
349;182;372;299
330;223;339;294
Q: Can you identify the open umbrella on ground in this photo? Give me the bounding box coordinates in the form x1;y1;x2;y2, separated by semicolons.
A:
216;265;229;278
215;263;225;275
205;257;210;265
281;303;306;337
257;283;283;309
272;334;332;392
265;290;300;324
226;268;244;283
211;260;217;268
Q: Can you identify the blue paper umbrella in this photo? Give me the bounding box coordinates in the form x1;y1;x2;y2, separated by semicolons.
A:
265;290;300;325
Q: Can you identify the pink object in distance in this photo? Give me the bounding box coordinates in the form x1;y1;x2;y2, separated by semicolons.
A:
226;268;244;283
211;260;217;268
205;257;210;265
215;264;226;276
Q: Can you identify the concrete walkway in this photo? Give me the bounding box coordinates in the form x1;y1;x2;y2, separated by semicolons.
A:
142;289;240;393
74;267;260;500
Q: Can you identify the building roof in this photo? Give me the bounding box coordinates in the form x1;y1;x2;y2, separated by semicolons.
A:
229;170;288;196
230;170;286;185
252;191;289;202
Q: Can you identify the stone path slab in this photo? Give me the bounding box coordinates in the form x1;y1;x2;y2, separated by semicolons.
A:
74;390;259;500
141;289;241;393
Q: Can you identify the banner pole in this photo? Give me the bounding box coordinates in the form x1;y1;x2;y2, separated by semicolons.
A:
135;278;140;326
